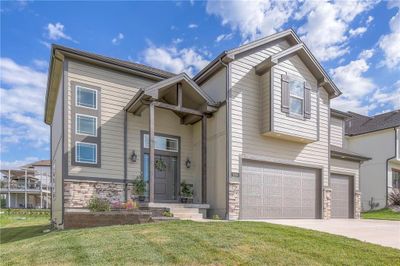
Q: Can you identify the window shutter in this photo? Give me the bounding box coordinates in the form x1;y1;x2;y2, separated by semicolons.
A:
304;82;311;119
281;74;289;113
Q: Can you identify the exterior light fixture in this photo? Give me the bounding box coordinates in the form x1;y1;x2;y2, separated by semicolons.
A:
185;158;191;168
131;150;137;162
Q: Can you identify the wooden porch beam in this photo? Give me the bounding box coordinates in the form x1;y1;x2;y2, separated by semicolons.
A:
181;114;202;125
144;100;203;117
149;102;155;203
201;115;207;204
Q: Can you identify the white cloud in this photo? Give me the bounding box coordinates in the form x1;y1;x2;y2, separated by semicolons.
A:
142;43;210;77
188;23;198;28
378;1;400;69
172;38;183;45
331;49;376;114
349;27;367;37
33;59;48;69
206;0;297;41
371;82;400;110
0;156;39;170
112;33;124;45
46;22;73;41
296;0;376;62
216;33;233;42
0;58;49;150
366;15;374;24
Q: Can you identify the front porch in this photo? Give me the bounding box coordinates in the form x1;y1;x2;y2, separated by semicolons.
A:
124;73;218;205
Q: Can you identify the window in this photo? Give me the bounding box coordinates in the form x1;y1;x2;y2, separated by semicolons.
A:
288;79;304;116
76;142;97;164
393;169;400;189
76;114;97;136
143;134;179;152
76;86;97;109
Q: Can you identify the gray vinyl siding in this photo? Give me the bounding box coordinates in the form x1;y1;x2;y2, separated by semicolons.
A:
330;117;344;147
230;39;330;187
51;74;63;226
260;70;271;133
199;68;226;103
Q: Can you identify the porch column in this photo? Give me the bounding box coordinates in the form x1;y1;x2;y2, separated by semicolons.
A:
24;169;27;209
149;102;155;203
201;115;207;204
40;169;43;209
7;170;11;208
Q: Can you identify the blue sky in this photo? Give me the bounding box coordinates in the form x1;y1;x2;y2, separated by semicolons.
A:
1;0;399;168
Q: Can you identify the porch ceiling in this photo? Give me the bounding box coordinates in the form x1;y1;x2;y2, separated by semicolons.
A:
124;73;218;124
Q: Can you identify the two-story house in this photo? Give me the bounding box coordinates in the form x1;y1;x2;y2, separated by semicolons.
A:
45;29;370;228
344;111;400;210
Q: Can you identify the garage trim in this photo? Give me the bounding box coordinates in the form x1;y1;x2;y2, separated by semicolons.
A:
239;155;324;219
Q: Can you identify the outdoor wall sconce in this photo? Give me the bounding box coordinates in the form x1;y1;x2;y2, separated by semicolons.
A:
131;150;137;162
185;158;191;168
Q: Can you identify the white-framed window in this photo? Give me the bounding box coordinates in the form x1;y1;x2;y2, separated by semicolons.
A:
76;86;97;109
288;79;304;116
143;134;179;152
75;142;97;164
76;114;97;136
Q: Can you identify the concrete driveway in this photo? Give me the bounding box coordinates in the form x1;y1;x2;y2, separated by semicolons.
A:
254;219;400;249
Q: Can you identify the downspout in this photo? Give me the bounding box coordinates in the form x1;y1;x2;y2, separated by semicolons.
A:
124;110;128;201
220;58;231;220
386;127;397;206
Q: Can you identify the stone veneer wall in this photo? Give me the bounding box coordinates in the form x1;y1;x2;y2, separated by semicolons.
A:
229;182;240;220
354;191;361;219
64;181;133;208
322;187;332;219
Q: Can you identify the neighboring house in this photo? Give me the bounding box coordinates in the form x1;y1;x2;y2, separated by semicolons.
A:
344;110;400;210
0;160;51;209
45;29;368;229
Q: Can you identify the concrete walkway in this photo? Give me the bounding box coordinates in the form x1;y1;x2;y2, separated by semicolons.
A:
253;219;400;249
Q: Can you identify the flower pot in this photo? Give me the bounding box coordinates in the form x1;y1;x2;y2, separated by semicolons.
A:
180;197;188;203
138;196;146;202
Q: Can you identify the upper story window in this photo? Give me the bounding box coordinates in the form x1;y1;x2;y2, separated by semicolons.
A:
143;134;179;152
281;75;311;119
76;142;97;164
289;79;304;116
76;114;97;136
76;86;97;109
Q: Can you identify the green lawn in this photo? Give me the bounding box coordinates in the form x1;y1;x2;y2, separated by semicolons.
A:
361;208;400;221
1;214;399;265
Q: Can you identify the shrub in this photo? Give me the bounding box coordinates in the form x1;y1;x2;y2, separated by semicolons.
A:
88;196;110;212
212;214;221;220
162;210;173;217
180;181;193;198
389;189;400;206
132;174;146;196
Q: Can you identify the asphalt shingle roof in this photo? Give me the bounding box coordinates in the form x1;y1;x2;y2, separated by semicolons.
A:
345;109;400;136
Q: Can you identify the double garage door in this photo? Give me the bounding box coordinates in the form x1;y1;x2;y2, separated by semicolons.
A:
241;160;321;219
240;160;354;219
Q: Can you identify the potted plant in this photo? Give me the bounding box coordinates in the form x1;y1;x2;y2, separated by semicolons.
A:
180;181;193;204
132;174;146;202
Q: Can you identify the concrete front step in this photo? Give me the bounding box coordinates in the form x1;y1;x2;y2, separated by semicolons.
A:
173;213;204;219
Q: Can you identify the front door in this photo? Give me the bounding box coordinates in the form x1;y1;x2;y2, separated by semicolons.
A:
143;154;178;201
142;133;180;202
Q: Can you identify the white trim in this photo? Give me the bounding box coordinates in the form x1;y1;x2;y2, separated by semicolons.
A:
75;85;98;110
75;141;97;164
288;76;305;117
75;113;97;137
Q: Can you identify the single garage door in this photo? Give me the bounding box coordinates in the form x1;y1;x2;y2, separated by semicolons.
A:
241;160;321;219
331;174;353;218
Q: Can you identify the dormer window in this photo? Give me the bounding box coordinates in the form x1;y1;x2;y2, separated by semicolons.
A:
289;79;304;116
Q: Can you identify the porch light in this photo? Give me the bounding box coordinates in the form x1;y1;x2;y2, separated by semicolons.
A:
131;150;137;162
185;158;191;168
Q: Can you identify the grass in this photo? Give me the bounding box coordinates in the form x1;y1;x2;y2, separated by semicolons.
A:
1;214;399;265
361;208;400;221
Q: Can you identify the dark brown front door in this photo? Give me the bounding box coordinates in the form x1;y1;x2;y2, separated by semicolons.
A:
153;155;178;201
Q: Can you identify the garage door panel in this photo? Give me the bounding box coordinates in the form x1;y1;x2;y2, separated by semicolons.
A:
241;161;321;219
331;174;353;218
